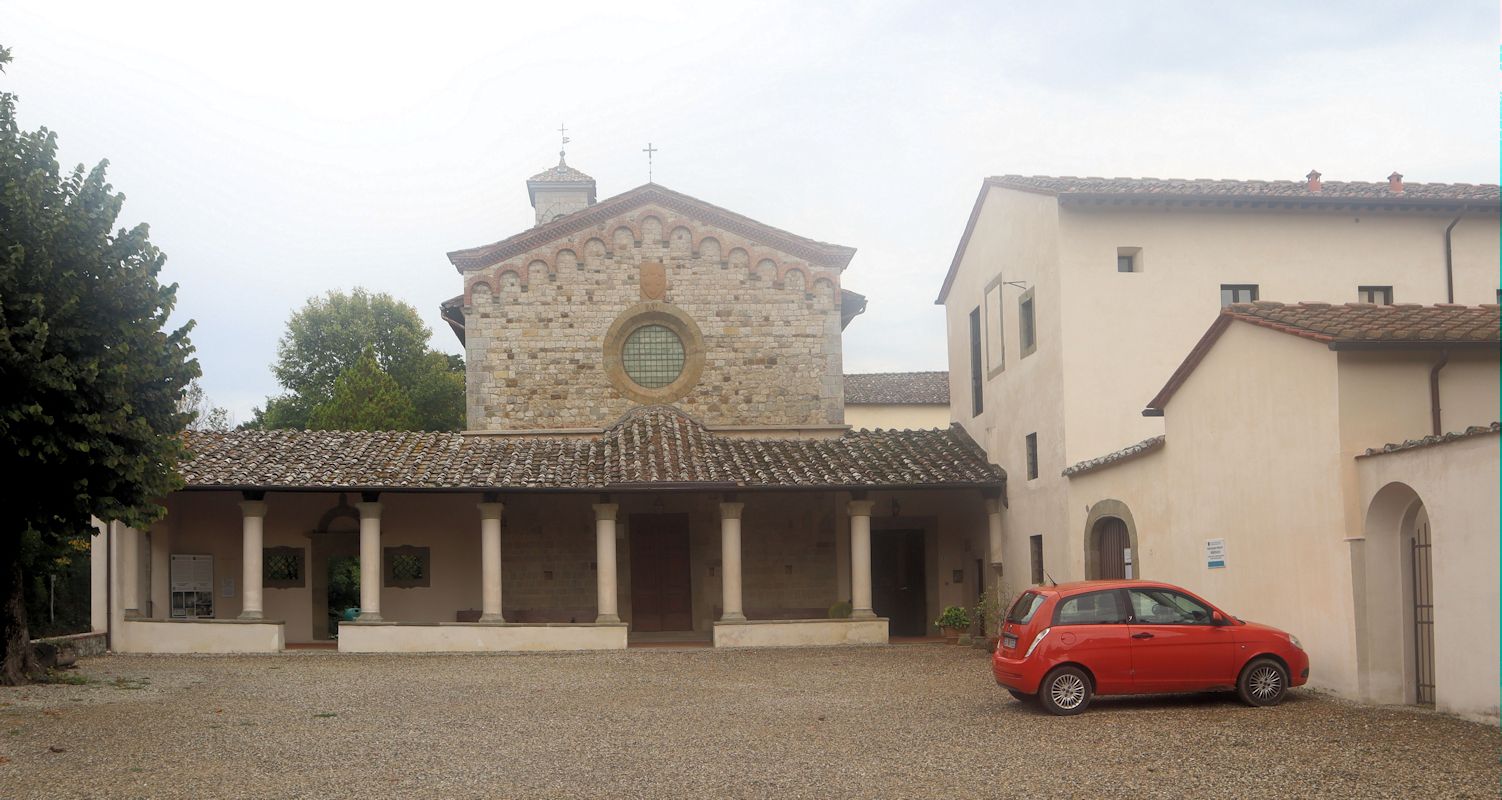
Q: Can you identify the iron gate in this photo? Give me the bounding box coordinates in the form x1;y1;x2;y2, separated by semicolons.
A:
1411;517;1434;706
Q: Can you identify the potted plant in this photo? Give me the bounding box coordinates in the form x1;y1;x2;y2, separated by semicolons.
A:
973;584;1016;652
934;606;971;644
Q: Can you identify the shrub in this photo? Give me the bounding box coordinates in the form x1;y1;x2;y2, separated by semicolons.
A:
934;606;970;631
827;600;852;619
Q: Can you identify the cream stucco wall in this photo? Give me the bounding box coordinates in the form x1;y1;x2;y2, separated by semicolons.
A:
1355;433;1500;722
844;403;951;431
944;186;1068;592
1058;207;1500;466
943;186;1498;594
1063;322;1499;709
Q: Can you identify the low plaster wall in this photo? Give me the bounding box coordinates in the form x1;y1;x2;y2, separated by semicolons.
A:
712;618;888;648
117;619;285;654
337;622;628;653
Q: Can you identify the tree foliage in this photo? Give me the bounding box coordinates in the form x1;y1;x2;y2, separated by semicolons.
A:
0;45;199;683
246;289;463;431
307;348;419;431
180;378;231;431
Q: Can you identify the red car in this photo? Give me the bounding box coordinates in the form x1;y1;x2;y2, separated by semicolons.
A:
992;580;1309;715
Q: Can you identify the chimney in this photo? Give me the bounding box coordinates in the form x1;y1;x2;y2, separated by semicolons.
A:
1305;170;1322;192
1387;172;1404;194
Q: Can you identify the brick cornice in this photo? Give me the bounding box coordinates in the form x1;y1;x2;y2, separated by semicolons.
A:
448;184;857;273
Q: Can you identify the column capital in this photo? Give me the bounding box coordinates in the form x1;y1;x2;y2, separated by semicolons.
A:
592;502;619;522
238;500;268;518
477;502;505;521
718;502;745;520
356;501;383;519
847;499;875;517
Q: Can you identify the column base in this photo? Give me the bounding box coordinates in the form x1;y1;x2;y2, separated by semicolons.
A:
237;610;264;621
718;612;746;622
595;613;621;624
851;609;877;620
479;613;507;623
356;611;384;622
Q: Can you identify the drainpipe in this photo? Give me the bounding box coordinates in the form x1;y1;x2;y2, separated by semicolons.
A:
104;521;113;652
1442;215;1461;304
1429;350;1449;436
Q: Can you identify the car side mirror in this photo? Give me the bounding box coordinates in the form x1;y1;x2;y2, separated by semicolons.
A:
1211;611;1228;626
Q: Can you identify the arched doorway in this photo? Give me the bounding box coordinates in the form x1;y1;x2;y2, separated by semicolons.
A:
1083;500;1140;581
1090;517;1131;579
1360;482;1433;706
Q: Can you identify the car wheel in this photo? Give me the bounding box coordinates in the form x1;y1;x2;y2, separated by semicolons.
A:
1237;657;1289;707
1037;666;1092;716
1006;689;1034;703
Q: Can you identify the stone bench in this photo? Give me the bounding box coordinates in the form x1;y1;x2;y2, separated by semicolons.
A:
714;606;831;621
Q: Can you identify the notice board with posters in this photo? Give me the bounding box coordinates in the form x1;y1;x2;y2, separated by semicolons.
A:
1205;538;1227;569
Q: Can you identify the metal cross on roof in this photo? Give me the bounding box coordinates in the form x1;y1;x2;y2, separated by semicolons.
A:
643;142;658;182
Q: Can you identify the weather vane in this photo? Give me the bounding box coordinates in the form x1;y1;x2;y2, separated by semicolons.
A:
558;123;569;161
643;142;658;182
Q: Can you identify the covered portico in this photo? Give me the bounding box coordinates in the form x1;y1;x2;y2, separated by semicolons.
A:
100;407;1005;653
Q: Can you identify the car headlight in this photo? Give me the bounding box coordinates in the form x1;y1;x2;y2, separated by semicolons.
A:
1287;634;1303;650
1024;627;1051;659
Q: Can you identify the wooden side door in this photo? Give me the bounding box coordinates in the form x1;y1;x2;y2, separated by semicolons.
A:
872;529;926;636
1095;518;1129;580
629;514;692;632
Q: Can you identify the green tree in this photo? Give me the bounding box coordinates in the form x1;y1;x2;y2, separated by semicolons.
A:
0;46;198;683
246;289;463;431
308;348;419;431
180;378;231;431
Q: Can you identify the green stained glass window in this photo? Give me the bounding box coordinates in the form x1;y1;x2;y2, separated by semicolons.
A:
622;324;685;389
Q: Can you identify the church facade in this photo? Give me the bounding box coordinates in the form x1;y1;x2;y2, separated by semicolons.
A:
91;157;1005;654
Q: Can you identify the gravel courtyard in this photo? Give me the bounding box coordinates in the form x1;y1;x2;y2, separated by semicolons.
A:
1;646;1496;799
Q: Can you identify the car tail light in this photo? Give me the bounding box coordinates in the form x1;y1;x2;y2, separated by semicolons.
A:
1024;627;1051;659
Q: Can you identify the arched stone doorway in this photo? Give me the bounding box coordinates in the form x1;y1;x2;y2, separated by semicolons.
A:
1359;482;1433;706
1083;500;1139;580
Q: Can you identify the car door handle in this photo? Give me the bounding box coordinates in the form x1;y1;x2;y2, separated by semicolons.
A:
1131;632;1155;640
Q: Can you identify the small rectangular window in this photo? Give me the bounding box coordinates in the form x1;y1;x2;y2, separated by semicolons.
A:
1116;246;1141;273
1019;287;1037;357
1029;535;1044;585
384;545;431;588
983;277;1006;377
263;546;306;589
1358;285;1393;305
1025;433;1038;480
1220;284;1259;307
968;307;983;416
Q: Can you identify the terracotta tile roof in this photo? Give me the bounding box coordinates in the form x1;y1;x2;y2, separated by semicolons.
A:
1357;422;1500;459
181;406;1003;492
527;159;595;185
448;184;857;272
987;175;1501;203
936;173;1498;304
1146;303;1501;414
1062;436;1165;478
1222;301;1501;348
843;372;950;405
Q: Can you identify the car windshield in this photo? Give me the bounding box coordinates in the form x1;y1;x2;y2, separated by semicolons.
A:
1006;591;1046;624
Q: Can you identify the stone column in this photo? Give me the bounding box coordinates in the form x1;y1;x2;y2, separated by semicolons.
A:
149;523;171;620
357;501;383;621
719;502;745;621
848;499;876;619
120;525;142;619
592;503;620;623
986;497;1004;570
478;501;505;622
238;501;267;620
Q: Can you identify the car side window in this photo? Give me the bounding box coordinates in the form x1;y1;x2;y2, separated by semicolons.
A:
1127;588;1213;625
1053;590;1127;625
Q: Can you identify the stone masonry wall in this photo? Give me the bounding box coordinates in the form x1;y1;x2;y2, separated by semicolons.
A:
462;203;846;430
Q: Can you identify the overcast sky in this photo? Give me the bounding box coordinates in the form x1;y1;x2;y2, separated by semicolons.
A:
4;2;1495;422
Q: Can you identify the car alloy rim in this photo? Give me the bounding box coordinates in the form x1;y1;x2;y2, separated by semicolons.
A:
1249;666;1282;700
1050;674;1086;709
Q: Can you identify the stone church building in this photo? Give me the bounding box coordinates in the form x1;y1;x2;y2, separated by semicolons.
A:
91;156;1005;653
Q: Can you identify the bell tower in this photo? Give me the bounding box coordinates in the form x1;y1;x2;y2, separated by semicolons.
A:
526;128;596;226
